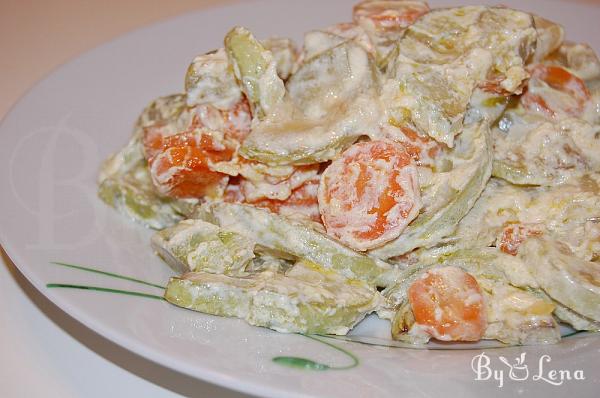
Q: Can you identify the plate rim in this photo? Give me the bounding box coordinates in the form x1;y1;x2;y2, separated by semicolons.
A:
1;0;599;397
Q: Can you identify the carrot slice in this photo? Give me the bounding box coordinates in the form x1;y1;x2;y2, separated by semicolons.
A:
222;97;252;142
223;176;246;203
353;1;429;33
408;266;487;342
521;64;591;117
149;130;233;199
498;223;543;256
250;176;322;222
143;97;251;162
225;174;322;223
318;140;421;251
395;125;441;165
479;74;525;96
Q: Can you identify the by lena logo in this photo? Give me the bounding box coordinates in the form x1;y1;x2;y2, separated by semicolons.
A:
471;352;585;388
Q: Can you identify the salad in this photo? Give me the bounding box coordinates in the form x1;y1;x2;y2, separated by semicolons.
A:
98;0;600;346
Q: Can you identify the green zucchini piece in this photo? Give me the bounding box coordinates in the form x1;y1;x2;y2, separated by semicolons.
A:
519;237;600;322
552;303;600;332
151;219;255;275
301;30;348;61
239;41;381;166
224;27;285;118
238;108;371;166
184;48;242;110
388;6;535;147
261;37;298;80
492;161;552;186
194;202;399;287
286;41;378;119
164;261;381;335
386;56;491;147
492;117;600;186
400;6;535;83
98;163;184;230
531;288;600;332
451;175;600;262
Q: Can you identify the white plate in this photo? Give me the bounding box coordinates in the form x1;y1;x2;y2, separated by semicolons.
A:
1;0;599;396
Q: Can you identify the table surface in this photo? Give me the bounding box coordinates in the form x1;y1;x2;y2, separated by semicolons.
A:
1;0;599;397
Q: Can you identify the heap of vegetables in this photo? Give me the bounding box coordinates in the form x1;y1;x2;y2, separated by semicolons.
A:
99;0;600;345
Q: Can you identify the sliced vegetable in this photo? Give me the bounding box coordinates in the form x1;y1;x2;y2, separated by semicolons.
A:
493;117;600;186
491;161;552;186
287;40;378;119
261;37;298;80
353;0;429;62
385;6;535;147
240;41;381;165
98;163;184;230
164;260;381;335
519;237;600;322
522;65;591;118
148;129;234;199
400;6;536;93
452;175;600;262
238;113;370;165
370;120;492;259
318;140;421;251
384;247;560;345
194;202;400;287
552;302;600;332
184;48;242;110
151;219;255;275
224;27;285;118
408;266;486;342
385;55;491;147
498;223;543;256
531;15;564;63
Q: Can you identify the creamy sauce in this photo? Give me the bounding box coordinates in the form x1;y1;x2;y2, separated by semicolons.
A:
185;49;242;110
101;1;600;341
